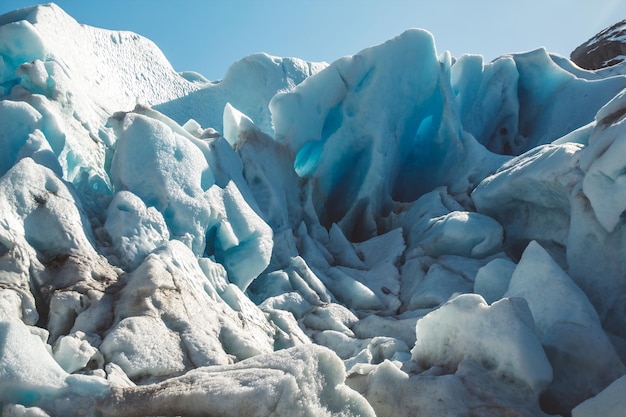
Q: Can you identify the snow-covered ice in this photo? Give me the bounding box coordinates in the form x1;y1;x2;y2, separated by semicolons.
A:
2;3;626;416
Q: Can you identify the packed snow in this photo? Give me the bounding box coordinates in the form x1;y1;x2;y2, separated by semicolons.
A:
2;3;626;416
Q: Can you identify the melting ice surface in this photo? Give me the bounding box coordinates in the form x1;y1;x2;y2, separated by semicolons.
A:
3;3;626;417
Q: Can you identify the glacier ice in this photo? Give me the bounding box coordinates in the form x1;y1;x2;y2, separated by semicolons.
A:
505;241;624;414
98;345;375;417
104;190;170;270
411;293;552;395
2;3;626;416
109;106;273;290
572;374;626;417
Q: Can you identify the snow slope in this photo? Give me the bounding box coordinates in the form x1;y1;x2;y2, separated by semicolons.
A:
2;3;626;416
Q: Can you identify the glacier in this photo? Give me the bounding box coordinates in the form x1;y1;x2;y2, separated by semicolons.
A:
2;3;626;416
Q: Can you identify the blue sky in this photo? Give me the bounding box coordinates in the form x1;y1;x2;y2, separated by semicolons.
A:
1;1;626;80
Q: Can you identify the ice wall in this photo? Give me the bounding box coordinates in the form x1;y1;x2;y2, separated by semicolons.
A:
2;3;626;417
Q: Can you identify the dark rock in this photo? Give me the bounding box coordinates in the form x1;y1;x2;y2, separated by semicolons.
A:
571;19;626;69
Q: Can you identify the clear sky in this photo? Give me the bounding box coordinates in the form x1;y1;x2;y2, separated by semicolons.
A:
1;0;625;81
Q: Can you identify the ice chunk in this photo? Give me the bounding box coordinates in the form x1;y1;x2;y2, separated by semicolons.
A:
0;157;99;264
0;100;42;176
0;157;118;351
507;242;609;340
451;54;521;154
110;108;272;289
282;256;333;305
411;293;552;394
4;4;199;112
302;303;359;335
0;320;67;406
156;53;327;136
581;89;626;232
0;404;51;417
0;288;35;324
513;48;626;153
505;241;625;414
263;307;311;349
222;102;257;148
109;110;214;229
213;181;273;290
314;331;368;361
104;190;169;270
567;182;626;337
0;19;46;87
327;223;366;269
350;361;467;417
365;337;410;364
47;291;85;343
347;358;552;417
0;3;205;218
412;210;503;258
100;240;274;381
402;260;474;309
391;187;463;248
331;228;404;312
231;120;303;235
98;345;375;417
100;316;186;380
320;267;383;311
572;375;626;417
352;314;420;349
52;331;100;374
473;257;516;304
473;143;584;255
270;29;466;239
260;291;312;319
104;363;135;389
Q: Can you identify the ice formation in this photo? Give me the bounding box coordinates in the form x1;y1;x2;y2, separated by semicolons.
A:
1;3;626;416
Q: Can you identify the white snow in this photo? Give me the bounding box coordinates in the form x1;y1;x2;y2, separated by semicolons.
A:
1;3;626;416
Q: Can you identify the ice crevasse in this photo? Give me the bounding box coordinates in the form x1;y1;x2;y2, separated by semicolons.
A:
2;3;626;416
